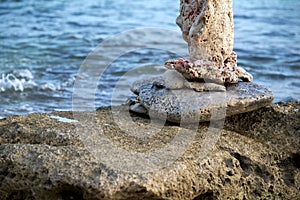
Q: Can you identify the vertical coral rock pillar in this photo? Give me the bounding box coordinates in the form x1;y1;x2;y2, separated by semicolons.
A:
177;0;234;66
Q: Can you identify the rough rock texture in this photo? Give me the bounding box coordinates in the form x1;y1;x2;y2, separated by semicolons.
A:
130;77;273;123
169;0;253;86
177;0;234;64
0;102;299;199
164;55;253;84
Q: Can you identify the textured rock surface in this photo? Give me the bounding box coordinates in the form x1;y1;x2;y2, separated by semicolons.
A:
0;102;299;199
169;0;253;86
177;0;234;64
164;55;253;85
130;77;273;123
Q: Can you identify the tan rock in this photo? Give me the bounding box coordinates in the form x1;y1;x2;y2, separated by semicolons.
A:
0;102;299;199
164;53;253;84
177;0;234;65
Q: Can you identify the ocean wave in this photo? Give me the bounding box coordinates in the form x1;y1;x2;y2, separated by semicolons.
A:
0;69;36;92
0;69;74;93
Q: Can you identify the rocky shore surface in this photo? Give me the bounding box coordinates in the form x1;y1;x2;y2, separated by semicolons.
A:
0;101;299;199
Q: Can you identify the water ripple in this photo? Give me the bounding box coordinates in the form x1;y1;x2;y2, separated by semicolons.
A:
0;0;299;117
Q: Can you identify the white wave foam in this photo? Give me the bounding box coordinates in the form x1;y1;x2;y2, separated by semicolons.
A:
0;69;36;92
0;69;75;93
13;69;34;80
0;73;24;92
40;83;59;91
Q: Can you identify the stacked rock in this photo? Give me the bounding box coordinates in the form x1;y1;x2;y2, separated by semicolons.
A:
129;0;273;123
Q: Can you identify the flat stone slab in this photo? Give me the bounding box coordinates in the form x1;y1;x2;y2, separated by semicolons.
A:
130;77;274;123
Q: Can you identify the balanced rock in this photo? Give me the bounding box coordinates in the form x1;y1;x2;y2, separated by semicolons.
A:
170;0;253;87
177;0;234;64
130;77;273;123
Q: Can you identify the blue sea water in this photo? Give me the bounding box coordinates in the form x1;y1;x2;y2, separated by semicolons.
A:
0;0;299;118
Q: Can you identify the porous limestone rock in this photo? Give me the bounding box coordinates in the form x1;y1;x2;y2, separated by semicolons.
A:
0;102;299;199
164;53;253;84
130;77;273;123
168;0;253;87
177;0;234;64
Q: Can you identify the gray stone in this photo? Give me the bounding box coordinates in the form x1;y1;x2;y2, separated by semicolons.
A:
163;70;185;89
0;102;299;199
130;76;164;95
130;77;273;123
130;103;148;115
184;81;226;92
177;0;234;65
